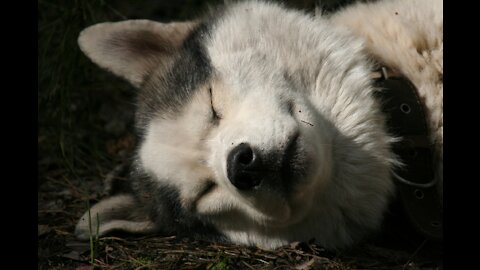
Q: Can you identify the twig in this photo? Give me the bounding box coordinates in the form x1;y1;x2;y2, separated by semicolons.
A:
300;120;314;126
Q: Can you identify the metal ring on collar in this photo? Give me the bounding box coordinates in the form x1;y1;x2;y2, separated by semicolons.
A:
391;171;438;188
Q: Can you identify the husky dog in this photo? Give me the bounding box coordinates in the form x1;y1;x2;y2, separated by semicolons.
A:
75;0;443;250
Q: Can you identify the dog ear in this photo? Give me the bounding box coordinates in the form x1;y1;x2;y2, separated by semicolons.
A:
78;20;199;88
75;194;157;240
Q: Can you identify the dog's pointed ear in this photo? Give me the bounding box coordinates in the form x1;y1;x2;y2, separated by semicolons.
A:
78;20;199;88
75;194;157;240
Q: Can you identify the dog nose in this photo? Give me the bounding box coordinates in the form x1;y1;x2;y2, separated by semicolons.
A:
227;143;262;190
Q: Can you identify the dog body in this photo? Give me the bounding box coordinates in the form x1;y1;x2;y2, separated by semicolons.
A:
76;0;443;250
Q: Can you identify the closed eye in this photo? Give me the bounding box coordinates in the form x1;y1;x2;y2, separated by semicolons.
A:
209;87;221;123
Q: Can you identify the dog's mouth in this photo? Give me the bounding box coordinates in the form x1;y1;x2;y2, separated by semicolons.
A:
193;180;217;211
198;180;217;199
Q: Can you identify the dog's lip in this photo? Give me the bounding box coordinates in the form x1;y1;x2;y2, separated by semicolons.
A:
193;180;217;211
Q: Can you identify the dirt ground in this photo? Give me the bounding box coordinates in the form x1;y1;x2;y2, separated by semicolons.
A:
38;0;442;269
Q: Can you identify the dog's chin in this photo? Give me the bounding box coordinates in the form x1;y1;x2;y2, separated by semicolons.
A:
194;176;317;228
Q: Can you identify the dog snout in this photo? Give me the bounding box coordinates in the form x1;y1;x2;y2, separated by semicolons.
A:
227;143;263;190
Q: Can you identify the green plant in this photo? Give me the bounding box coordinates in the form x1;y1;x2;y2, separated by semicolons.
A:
87;200;100;264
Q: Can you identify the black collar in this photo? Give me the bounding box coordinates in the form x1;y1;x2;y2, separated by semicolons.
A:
373;67;443;240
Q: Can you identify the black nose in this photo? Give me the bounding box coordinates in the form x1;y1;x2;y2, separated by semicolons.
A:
227;143;262;190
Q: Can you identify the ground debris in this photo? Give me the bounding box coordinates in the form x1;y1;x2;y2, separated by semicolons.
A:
62;250;85;261
38;225;51;237
74;266;94;270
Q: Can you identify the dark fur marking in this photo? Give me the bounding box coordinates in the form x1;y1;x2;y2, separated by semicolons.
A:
129;158;224;241
135;22;213;135
280;131;308;192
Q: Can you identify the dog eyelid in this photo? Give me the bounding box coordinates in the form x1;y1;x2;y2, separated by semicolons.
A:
209;87;221;122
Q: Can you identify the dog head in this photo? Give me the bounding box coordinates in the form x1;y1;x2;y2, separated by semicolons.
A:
75;1;396;249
